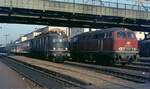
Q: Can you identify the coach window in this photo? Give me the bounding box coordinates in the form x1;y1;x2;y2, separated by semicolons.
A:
117;31;126;38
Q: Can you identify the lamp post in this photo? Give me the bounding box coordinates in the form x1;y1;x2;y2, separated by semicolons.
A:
117;0;118;8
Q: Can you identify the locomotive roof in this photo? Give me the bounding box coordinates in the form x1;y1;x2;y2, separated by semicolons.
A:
72;27;132;38
104;27;132;32
34;30;66;39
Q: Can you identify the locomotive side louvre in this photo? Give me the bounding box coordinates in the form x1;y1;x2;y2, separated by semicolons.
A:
70;30;115;63
73;31;113;52
70;28;138;65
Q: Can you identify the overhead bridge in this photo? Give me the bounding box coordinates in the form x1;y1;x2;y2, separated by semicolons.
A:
0;0;150;31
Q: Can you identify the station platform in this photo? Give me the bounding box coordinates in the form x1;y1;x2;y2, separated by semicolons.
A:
0;56;43;89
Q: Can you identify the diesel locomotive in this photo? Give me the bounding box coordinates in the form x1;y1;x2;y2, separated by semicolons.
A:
70;28;138;65
9;28;69;62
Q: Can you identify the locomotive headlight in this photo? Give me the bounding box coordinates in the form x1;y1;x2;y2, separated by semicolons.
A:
119;47;125;51
119;47;123;51
122;47;125;51
65;48;68;50
133;48;137;51
53;47;56;50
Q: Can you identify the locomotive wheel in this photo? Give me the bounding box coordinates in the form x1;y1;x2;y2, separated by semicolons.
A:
111;58;120;65
128;58;135;64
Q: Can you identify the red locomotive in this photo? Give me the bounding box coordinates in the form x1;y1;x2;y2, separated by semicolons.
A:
70;28;138;65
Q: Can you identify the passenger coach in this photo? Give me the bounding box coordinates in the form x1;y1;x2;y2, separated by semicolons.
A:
70;28;138;65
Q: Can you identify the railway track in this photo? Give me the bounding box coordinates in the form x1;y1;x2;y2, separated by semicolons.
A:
0;55;89;89
122;58;150;72
132;62;150;67
5;55;140;89
64;61;150;83
138;58;150;63
113;64;150;73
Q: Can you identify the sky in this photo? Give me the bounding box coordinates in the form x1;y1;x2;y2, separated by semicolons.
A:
0;24;45;46
0;0;149;46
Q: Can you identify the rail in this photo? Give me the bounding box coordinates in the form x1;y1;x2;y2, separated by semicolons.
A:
65;61;150;83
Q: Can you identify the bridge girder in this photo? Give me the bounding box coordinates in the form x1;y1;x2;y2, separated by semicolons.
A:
0;7;150;31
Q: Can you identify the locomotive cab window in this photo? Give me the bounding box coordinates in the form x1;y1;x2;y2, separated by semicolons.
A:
127;32;135;39
117;31;126;38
